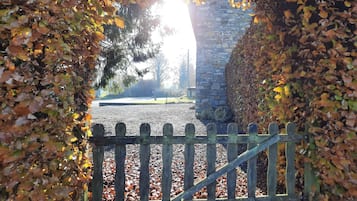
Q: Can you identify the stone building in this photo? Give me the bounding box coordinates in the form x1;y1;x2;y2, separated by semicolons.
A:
189;1;252;119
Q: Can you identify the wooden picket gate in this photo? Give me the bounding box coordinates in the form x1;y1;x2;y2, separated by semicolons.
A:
89;122;311;201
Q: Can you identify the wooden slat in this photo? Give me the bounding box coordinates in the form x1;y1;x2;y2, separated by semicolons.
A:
139;123;151;201
286;123;296;199
267;123;279;198
247;123;258;198
162;123;174;201
89;134;303;146
303;133;320;200
303;126;313;201
172;134;280;201
206;123;217;199
304;161;313;201
115;122;126;201
184;123;195;201
168;194;295;201
227;123;238;199
92;124;105;201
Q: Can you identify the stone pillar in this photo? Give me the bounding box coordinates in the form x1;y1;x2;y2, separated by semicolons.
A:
189;1;252;118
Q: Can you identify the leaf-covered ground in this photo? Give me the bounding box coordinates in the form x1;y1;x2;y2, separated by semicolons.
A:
91;103;266;200
101;145;264;200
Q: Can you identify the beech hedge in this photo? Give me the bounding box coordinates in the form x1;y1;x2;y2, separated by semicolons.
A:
226;0;356;199
0;0;153;199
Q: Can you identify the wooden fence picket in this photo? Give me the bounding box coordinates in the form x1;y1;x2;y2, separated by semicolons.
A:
162;123;173;201
286;123;297;199
206;123;217;199
304;129;320;200
267;123;279;198
184;123;195;201
140;123;151;201
227;123;239;199
115;122;126;201
247;123;258;198
92;124;105;201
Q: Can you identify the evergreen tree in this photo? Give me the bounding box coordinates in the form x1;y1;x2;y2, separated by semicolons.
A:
94;2;163;89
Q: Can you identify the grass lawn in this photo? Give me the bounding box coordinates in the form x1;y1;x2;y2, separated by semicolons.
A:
137;96;194;104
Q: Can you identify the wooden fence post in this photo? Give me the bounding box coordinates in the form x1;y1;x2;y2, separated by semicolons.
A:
247;123;258;199
184;123;195;201
140;123;151;201
115;122;127;201
286;122;296;199
227;123;239;199
92;124;105;201
206;123;217;199
267;123;279;198
162;123;173;201
304;131;320;200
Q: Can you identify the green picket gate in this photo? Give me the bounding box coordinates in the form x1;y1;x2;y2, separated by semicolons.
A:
89;122;314;201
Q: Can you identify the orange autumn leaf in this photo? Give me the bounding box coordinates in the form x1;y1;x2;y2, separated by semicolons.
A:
253;16;259;24
319;10;328;18
114;17;125;28
84;113;92;121
284;10;293;19
33;48;42;57
5;59;15;71
95;31;105;41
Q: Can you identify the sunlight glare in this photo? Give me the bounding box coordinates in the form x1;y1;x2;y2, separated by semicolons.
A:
144;0;196;88
160;0;192;35
158;0;196;58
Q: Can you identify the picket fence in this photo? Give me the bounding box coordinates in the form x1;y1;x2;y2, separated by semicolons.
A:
89;122;313;201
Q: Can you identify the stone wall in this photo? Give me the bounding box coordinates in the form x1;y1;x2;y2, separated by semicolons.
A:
189;1;252;118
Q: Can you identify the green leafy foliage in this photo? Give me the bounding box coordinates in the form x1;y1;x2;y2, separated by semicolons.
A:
95;3;161;89
226;0;356;199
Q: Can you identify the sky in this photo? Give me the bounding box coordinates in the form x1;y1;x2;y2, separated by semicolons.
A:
144;0;196;87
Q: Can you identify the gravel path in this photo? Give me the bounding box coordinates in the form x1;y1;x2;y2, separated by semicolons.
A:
90;103;206;136
90;103;265;200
